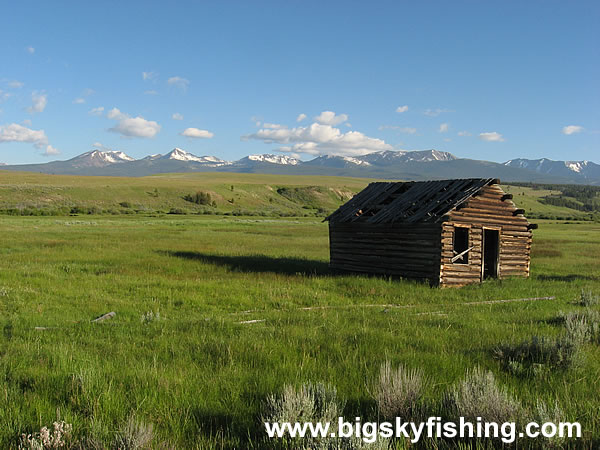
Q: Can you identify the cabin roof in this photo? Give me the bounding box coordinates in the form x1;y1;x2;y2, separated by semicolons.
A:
326;178;498;224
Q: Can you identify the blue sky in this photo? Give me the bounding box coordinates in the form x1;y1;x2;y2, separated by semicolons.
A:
0;1;598;165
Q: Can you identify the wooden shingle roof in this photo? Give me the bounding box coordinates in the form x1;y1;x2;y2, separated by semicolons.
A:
326;178;497;224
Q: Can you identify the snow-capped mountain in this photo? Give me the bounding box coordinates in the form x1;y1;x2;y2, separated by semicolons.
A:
504;158;600;182
1;148;598;184
67;150;134;168
304;155;372;168
360;149;457;164
237;154;301;165
161;148;230;166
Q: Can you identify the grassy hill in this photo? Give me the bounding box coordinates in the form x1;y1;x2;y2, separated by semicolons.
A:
1;170;599;220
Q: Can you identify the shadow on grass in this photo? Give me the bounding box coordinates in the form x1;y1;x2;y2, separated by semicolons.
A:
536;274;600;282
163;250;331;276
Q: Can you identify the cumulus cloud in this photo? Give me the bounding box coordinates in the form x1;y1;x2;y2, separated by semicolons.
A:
8;80;24;89
314;111;349;126
424;108;452;117
262;123;287;129
0;122;58;156
43;144;60;156
26;46;35;54
180;127;214;138
89;106;104;116
244;122;392;157
457;130;471;136
107;107;161;138
479;131;504;142
92;142;115;152
167;76;189;90
378;125;417;134
27;92;47;113
562;125;583;135
73;98;85;104
142;71;157;81
296;113;307;122
172;113;184;120
439;123;449;133
396;105;409;113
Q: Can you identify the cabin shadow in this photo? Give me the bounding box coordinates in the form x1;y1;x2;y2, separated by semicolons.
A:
163;250;331;276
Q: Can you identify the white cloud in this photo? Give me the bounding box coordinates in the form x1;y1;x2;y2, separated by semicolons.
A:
43;144;60;156
73;89;93;104
263;123;287;129
314;111;349;126
167;76;189;90
92;142;114;152
89;106;104;116
0;122;48;149
396;105;409;113
562;125;583;135
142;71;157;81
244;122;392;157
73;98;85;104
22;119;32;126
180;127;214;138
26;46;35;54
144;90;158;95
8;80;24;89
424;108;452;117
439;123;449;133
0;90;10;102
378;125;417;134
172;113;184;120
107;108;161;138
457;131;471;136
296;113;307;122
27;92;47;113
479;131;505;142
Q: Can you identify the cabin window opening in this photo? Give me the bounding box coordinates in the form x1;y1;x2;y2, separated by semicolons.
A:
452;227;470;264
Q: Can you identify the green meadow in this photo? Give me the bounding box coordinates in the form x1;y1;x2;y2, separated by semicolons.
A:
0;171;599;448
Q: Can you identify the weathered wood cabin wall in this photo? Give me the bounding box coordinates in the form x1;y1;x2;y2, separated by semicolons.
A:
440;184;532;286
329;222;442;283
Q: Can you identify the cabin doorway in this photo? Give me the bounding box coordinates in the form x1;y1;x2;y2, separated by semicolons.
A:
482;229;500;279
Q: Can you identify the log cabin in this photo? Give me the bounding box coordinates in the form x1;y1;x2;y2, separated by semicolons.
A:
325;178;537;287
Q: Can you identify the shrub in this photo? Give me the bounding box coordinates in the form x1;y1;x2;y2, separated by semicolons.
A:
140;310;160;324
372;361;426;421
263;382;389;449
494;335;582;377
563;309;600;344
576;289;599;307
114;416;154;449
527;400;568;447
444;367;522;424
263;382;342;449
183;190;213;206
168;208;187;215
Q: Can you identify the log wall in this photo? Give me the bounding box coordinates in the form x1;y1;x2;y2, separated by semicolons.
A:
442;184;532;286
328;222;442;283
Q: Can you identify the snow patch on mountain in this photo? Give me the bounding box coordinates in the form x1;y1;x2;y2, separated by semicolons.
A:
246;154;301;165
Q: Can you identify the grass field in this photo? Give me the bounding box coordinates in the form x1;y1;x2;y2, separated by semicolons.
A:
0;211;599;448
1;170;598;221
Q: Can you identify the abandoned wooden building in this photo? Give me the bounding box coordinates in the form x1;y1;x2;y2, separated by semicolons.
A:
325;178;537;287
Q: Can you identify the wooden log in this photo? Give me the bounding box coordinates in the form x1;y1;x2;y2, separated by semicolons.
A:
91;312;116;323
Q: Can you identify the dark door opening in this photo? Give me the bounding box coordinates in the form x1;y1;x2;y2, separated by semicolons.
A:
482;229;500;279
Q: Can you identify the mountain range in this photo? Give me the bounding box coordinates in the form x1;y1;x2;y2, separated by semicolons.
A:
1;148;599;185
